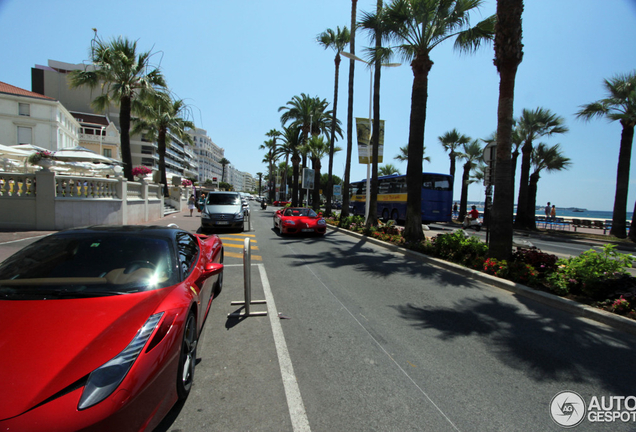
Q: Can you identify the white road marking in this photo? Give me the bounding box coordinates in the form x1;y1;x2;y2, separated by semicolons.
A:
288;245;461;432
257;263;311;432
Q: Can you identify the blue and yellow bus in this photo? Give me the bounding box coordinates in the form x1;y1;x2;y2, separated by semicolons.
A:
350;173;453;223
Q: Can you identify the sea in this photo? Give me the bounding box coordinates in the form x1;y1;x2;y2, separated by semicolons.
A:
469;202;632;221
549;208;633;221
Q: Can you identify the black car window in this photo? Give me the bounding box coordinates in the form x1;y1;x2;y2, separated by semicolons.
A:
206;193;241;205
176;232;199;279
0;233;178;299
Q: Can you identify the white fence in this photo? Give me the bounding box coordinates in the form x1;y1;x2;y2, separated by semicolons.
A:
0;170;166;231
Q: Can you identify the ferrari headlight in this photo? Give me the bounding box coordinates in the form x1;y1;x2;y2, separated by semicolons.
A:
283;220;296;225
317;219;326;226
78;312;164;410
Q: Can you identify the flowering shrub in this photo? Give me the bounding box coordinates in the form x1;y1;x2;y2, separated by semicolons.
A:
27;150;53;164
545;244;634;298
132;166;152;177
432;231;488;266
512;248;558;276
612;296;631;314
181;179;193;186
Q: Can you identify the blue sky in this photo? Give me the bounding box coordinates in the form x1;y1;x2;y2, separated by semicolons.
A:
1;0;635;211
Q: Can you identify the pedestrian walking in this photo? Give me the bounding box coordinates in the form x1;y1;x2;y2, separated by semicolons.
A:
551;205;556;220
187;194;196;217
545;202;551;219
453;202;458;218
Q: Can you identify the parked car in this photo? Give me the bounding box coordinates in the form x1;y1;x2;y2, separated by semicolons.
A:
201;191;245;232
273;207;327;235
273;200;291;207
0;225;224;431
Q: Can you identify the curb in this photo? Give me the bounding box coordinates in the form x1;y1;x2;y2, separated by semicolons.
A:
327;225;636;336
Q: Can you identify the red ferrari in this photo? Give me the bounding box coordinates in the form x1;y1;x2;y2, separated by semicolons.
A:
0;225;224;432
273;207;327;235
272;200;290;207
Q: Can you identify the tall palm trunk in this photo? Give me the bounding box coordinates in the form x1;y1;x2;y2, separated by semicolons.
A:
366;0;382;229
291;153;301;207
528;171;540;229
157;128;168;197
458;164;471;221
326;54;341;215
515;140;532;228
312;158;321;211
611;123;634;238
404;52;433;241
341;0;357;220
489;0;523;260
120;96;133;181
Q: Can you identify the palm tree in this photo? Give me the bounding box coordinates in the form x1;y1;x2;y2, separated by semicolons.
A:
279;125;302;201
303;135;341;211
488;0;524;260
457;140;483;221
576;71;636;239
342;0;359;220
260;135;280;203
439;129;471;190
219;158;230;183
279;94;340;206
318;26;351;215
379;164;401;176
256;172;263;198
132;92;194;196
528;143;571;229
360;0;392;228
69;36;166;181
394;144;431;163
369;0;495;241
514;107;568;229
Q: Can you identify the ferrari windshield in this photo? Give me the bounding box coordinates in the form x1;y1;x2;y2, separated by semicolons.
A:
284;208;318;217
0;233;178;299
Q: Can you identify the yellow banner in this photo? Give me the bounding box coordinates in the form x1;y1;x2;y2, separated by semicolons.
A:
356;117;384;164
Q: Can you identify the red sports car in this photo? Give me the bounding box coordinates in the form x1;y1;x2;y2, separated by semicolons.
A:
272;200;291;207
0;225;224;432
273;207;327;235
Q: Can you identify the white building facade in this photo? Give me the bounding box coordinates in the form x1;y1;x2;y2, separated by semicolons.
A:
0;81;80;151
188;128;224;183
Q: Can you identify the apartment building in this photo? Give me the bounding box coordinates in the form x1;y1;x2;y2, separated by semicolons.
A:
188;128;224;183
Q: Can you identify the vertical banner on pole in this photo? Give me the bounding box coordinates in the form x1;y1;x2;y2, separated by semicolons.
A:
356;118;385;164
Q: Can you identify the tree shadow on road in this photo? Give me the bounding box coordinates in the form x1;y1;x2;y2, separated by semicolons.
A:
392;295;636;394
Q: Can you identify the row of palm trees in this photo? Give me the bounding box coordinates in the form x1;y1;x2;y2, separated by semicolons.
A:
68;34;197;193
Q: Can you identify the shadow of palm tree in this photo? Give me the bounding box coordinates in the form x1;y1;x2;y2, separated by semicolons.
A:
392;295;636;394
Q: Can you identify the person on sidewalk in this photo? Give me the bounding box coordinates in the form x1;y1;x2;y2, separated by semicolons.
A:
545;202;551;219
551;205;556;221
187;194;196;217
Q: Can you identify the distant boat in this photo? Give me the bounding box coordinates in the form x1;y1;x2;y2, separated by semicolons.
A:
572;208;585;212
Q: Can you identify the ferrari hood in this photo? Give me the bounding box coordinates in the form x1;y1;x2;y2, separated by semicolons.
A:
0;290;169;420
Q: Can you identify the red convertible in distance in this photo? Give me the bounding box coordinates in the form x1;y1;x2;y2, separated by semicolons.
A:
272;200;291;207
273;207;327;236
0;225;224;432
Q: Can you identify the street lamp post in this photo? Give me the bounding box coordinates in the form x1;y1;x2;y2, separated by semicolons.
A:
340;52;400;223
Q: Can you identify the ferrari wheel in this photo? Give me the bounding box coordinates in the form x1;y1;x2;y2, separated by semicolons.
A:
177;312;197;400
